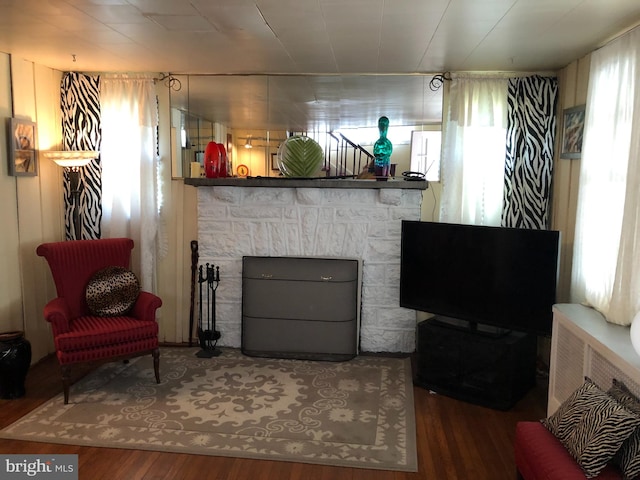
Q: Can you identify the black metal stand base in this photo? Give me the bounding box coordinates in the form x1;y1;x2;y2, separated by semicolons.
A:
415;318;537;410
196;328;221;358
196;348;222;358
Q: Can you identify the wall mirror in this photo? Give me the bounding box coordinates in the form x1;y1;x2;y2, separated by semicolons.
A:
169;74;443;179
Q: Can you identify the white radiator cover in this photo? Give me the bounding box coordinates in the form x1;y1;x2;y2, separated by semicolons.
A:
548;304;640;416
196;185;423;352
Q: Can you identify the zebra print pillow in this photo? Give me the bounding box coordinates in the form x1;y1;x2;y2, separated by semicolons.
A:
608;379;640;479
542;378;640;478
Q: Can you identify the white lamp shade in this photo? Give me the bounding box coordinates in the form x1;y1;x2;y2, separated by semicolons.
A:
43;151;97;167
631;311;640;357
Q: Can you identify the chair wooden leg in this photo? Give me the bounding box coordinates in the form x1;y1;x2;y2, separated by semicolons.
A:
152;348;160;384
61;365;71;404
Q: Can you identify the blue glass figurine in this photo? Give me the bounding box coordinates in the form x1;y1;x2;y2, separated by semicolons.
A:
373;116;393;179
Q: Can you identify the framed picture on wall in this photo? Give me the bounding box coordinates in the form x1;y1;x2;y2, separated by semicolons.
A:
271;152;280;171
560;105;586;159
8;118;38;176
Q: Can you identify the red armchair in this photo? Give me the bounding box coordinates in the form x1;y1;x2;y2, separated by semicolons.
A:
36;238;161;404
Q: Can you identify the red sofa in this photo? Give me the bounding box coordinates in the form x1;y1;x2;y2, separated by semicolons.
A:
515;421;622;480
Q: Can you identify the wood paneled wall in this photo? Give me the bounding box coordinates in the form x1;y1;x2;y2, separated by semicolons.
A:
552;54;591;303
0;56;63;362
0;54;23;336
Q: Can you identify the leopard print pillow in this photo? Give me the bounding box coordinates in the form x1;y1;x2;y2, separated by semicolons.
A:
85;266;140;316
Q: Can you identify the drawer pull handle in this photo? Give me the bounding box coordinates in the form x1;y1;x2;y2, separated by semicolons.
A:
321;275;333;281
261;273;273;279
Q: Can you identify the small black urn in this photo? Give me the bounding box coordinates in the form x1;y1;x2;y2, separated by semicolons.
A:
0;330;32;399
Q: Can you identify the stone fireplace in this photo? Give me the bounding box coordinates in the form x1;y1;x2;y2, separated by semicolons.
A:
186;177;426;353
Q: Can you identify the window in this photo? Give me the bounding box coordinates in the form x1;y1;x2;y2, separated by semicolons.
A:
410;129;441;181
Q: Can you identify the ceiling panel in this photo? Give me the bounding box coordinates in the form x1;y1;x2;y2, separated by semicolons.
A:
127;0;198;15
0;0;639;131
74;4;150;24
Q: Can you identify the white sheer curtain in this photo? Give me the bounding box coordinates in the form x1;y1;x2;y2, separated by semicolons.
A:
440;77;509;226
570;26;640;325
100;74;160;292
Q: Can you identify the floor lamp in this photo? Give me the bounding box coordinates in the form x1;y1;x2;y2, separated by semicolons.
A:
43;151;98;240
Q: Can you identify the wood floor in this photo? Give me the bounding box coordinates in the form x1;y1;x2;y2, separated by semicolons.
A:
0;350;547;480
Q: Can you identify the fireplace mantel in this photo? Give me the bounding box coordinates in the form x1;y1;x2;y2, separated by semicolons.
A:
185;177;428;190
189;177;425;353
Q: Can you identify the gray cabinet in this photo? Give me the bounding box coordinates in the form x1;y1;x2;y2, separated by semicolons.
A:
242;256;360;361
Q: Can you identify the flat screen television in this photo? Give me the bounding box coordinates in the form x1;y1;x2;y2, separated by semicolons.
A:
400;220;560;336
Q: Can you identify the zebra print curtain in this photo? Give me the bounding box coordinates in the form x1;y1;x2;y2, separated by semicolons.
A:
61;72;102;240
502;75;558;229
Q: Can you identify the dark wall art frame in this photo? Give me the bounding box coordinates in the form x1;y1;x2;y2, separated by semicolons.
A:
560;104;586;159
8;118;38;176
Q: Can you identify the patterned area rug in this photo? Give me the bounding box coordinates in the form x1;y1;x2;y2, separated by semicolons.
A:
1;348;417;471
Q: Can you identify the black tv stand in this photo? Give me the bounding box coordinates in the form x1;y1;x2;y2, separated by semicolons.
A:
415;317;537;410
430;316;512;338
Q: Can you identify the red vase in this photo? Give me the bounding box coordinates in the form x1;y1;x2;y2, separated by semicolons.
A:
216;143;228;178
204;142;222;178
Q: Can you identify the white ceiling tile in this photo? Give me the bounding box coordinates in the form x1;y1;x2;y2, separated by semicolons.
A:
73;4;149;24
126;0;198;16
75;27;135;44
65;0;130;6
1;0;640;130
147;15;215;31
0;6;48;26
196;5;271;36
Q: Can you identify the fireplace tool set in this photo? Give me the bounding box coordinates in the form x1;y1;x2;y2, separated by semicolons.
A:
189;240;222;357
189;240;222;358
197;262;222;357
